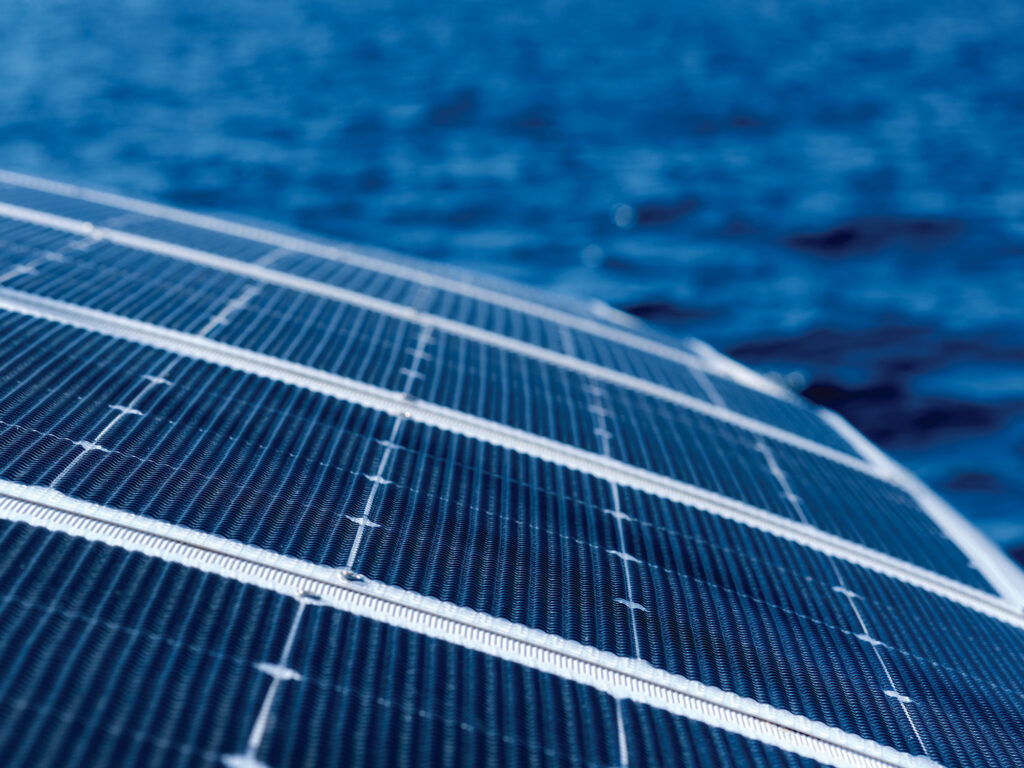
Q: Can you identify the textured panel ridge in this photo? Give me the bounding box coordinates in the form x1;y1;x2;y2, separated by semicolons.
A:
0;507;945;768
3;453;1024;767
0;172;1022;768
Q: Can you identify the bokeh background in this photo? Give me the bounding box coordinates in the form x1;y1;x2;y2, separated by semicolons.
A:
2;0;1022;557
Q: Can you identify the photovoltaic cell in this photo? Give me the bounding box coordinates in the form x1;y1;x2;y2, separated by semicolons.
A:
0;219;821;435
699;372;856;455
0;228;981;590
2;313;1024;764
0;518;830;768
0;309;988;591
0;189;859;456
0;174;1021;768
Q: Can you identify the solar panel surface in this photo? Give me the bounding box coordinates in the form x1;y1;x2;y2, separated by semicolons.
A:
0;170;1021;768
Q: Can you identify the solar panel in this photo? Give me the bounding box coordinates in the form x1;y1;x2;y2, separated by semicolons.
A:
0;170;1022;768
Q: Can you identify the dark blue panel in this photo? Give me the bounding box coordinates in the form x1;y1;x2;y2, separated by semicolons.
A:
764;439;991;587
0;519;277;768
703;371;856;455
825;561;1024;767
4;179;1024;768
0;306;991;589
0;517;830;768
123;216;277;260
0;218;80;254
0;228;969;588
2;314;1023;767
0;188;858;456
272;249;425;304
0;306;991;586
622;700;825;768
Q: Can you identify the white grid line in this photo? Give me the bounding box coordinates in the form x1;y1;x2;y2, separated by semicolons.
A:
342;324;432;573
223;599;310;768
754;437;930;759
587;382;645;657
614;698;629;768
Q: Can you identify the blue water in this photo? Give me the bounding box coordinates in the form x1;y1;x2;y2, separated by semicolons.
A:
2;0;1022;550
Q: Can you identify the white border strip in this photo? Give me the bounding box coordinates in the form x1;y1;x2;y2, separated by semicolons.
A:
0;169;795;400
0;286;1019;629
0;480;943;768
817;409;907;478
0;199;877;477
686;337;803;403
823;411;1024;610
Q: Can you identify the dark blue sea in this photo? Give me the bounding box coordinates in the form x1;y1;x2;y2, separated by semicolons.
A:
2;0;1022;553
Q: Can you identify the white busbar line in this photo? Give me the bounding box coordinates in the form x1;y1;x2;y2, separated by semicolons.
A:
0;169;796;401
0;199;880;479
0;481;945;768
586;381;645;657
820;410;1024;611
0;285;1017;627
223;600;308;768
614;698;630;768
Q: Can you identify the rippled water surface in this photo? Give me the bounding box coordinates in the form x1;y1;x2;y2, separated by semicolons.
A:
2;0;1022;550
